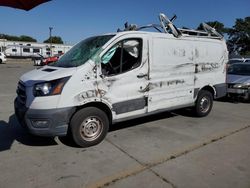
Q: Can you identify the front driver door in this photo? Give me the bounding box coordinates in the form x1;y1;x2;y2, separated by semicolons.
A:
97;35;149;120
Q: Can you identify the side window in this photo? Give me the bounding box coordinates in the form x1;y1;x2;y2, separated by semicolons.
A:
101;39;142;76
23;48;30;53
33;48;40;53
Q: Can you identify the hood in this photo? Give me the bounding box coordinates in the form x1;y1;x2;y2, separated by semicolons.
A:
20;66;77;86
227;74;250;84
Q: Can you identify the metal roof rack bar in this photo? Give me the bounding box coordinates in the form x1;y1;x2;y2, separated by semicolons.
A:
117;13;224;40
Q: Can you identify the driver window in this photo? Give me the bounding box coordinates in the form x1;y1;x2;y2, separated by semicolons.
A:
101;39;142;76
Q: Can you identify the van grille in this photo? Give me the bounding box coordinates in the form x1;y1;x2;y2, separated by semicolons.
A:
16;81;26;105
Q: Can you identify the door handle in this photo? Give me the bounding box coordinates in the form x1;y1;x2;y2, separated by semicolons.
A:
137;73;148;79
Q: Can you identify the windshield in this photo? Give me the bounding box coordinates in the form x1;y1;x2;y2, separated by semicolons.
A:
51;35;114;67
228;64;250;76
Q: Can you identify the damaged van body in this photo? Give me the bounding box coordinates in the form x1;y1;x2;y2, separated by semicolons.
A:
15;13;228;147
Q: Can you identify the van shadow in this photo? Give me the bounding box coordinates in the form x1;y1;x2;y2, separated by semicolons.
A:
0;114;57;152
1;109;199;150
60;109;199;147
59;111;179;148
110;110;183;132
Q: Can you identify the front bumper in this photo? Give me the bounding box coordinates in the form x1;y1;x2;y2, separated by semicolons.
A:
227;88;250;100
14;98;75;136
227;88;249;94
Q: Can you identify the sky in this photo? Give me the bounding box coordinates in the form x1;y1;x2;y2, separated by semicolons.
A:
0;0;249;45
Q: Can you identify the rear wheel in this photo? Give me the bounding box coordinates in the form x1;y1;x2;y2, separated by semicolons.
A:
193;90;213;117
245;93;250;102
0;59;2;64
70;107;109;147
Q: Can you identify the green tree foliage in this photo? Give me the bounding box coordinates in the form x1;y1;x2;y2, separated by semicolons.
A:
43;36;63;44
227;17;250;55
19;35;37;42
197;18;250;55
0;34;37;42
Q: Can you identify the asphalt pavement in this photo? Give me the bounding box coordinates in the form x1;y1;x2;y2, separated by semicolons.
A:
0;60;249;188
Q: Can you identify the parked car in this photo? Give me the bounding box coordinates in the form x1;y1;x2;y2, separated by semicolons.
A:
15;13;228;148
227;63;250;101
32;53;64;66
228;58;250;66
0;52;7;63
42;53;63;65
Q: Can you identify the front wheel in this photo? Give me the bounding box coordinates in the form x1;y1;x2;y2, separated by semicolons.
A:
70;107;109;147
193;90;213;117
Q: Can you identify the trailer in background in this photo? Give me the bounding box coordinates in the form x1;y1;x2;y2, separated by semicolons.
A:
0;40;72;58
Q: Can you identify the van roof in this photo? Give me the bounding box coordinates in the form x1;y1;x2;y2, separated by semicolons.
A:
106;31;225;42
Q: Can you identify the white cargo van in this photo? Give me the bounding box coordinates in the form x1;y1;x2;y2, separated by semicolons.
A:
15;14;228;147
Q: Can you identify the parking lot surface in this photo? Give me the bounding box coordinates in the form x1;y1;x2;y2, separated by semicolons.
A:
0;60;250;188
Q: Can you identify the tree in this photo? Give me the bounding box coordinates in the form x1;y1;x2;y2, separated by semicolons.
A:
227;17;250;55
197;21;229;35
43;36;63;44
0;34;37;42
19;35;37;42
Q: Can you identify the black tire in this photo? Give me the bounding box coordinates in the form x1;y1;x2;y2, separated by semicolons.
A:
0;59;2;64
70;107;109;147
193;90;213;117
245;93;250;103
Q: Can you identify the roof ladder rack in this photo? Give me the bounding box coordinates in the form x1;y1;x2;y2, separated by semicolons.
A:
117;13;224;40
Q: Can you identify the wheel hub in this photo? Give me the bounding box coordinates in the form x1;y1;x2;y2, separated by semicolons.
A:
80;117;103;141
200;97;210;113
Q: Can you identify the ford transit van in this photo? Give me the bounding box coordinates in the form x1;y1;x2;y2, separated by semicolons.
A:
15;14;228;147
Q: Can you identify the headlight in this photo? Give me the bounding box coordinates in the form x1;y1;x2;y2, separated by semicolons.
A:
233;83;250;89
33;76;70;97
35;83;52;95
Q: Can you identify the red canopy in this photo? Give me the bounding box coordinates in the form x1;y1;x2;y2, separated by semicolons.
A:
0;0;51;11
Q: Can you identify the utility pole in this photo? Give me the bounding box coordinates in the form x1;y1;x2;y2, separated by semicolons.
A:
49;27;53;57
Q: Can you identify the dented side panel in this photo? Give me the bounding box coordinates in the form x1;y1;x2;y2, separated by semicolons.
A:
192;40;228;95
148;36;195;112
57;61;108;108
148;35;227;112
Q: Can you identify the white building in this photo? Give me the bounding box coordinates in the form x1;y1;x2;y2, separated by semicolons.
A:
0;39;72;58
